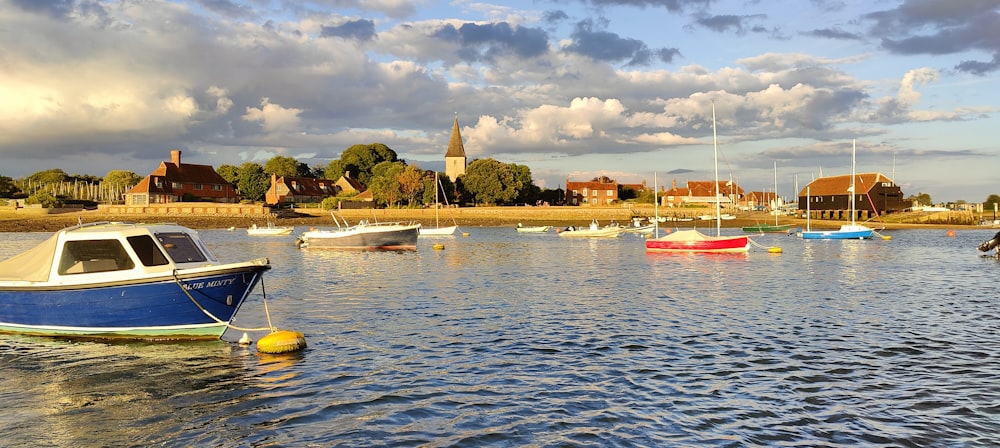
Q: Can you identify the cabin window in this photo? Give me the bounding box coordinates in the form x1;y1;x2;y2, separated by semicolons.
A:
154;232;207;263
127;235;170;266
59;240;136;275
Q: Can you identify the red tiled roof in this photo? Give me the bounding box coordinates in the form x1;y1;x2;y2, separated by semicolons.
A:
800;173;890;196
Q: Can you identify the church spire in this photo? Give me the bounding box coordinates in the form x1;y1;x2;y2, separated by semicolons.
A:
445;115;466;157
445;114;467;180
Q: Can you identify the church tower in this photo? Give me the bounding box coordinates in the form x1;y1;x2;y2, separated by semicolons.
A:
445;116;467;181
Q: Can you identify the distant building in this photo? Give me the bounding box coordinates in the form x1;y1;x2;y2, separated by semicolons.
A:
265;172;366;205
566;176;619;205
744;191;782;210
125;150;236;205
445;116;467;181
660;179;745;207
798;172;906;218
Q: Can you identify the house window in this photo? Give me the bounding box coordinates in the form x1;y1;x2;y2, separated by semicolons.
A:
591;190;597;197
130;194;147;205
606;190;613;196
172;182;182;189
193;184;203;190
154;179;163;188
212;184;223;191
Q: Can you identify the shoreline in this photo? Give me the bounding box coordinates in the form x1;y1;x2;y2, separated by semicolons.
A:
0;205;990;233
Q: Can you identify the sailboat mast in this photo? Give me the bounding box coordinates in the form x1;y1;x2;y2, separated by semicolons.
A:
773;161;779;226
712;101;721;236
653;172;659;239
850;139;856;226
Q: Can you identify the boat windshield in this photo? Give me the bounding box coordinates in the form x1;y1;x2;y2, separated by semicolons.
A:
155;232;207;263
127;235;170;266
58;239;136;275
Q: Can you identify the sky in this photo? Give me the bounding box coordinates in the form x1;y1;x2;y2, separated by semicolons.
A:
1;0;998;203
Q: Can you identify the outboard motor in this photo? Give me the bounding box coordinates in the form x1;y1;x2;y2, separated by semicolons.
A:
977;231;1000;253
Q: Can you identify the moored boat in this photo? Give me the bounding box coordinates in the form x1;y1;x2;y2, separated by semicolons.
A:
516;223;552;233
247;222;294;236
800;140;877;240
0;222;271;340
645;229;750;253
297;212;420;250
646;102;750;254
558;219;624;238
742;223;794;234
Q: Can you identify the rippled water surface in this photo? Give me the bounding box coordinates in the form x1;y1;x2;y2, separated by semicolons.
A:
2;227;1000;446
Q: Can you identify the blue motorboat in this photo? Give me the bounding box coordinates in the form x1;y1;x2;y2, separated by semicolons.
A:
0;221;270;340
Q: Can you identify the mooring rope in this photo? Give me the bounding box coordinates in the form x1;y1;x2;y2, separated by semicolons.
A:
173;271;275;333
747;238;776;251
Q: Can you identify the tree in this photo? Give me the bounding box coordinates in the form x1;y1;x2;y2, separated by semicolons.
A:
985;194;1000;212
462;158;522;205
323;160;345;182
326;143;399;186
511;163;540;205
237;162;269;202
27;169;68;185
264;156;311;178
397;165;425;206
25;190;61;208
907;192;933;207
103;170;142;189
217;164;240;184
368;161;407;206
0;176;21;198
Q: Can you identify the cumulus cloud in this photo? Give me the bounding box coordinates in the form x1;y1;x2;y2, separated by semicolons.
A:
241;98;304;132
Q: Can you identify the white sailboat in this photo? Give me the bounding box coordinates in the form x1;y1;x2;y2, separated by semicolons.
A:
801;139;874;240
419;172;458;236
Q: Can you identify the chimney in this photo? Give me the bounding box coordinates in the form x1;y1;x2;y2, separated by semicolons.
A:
171;150;182;167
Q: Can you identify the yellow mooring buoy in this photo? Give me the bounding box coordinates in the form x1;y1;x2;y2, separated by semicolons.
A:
433;243;445;250
257;330;307;354
462;232;470;237
768;246;783;254
881;235;892;240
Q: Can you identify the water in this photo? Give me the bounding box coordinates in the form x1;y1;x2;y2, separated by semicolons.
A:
1;227;999;446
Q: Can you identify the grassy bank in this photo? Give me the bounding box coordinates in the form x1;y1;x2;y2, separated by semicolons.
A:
0;204;986;232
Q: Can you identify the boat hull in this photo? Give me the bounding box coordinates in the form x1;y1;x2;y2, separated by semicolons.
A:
558;227;624;238
247;227;293;236
645;230;749;253
800;229;874;239
419;225;458;236
0;265;269;339
300;225;419;250
516;226;551;233
742;224;793;233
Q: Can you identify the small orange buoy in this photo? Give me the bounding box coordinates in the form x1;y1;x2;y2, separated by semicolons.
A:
433;243;445;250
946;230;955;237
257;330;307;354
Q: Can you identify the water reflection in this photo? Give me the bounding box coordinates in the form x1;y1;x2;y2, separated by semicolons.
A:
2;228;1000;445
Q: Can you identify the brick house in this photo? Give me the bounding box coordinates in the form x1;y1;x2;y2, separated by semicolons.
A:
125;150;236;205
265;172;367;206
566;176;619;205
660;179;745;207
